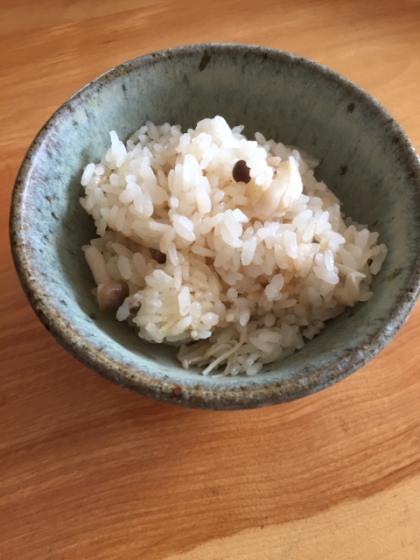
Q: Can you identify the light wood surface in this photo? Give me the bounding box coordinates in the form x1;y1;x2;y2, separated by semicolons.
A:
1;1;420;558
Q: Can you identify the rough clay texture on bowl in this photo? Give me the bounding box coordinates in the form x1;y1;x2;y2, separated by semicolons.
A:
10;44;420;410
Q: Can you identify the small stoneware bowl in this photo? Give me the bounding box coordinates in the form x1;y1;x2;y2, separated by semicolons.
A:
10;44;420;410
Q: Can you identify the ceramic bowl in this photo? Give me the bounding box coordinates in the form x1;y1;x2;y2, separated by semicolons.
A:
10;44;420;410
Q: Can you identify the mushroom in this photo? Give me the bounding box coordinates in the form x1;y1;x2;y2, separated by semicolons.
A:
97;279;129;314
232;160;251;184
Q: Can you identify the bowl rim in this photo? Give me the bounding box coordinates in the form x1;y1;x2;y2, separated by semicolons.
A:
10;42;420;410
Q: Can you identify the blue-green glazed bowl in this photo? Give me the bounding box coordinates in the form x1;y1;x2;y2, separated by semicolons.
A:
10;44;420;410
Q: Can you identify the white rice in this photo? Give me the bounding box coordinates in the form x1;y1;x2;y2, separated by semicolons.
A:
80;116;387;376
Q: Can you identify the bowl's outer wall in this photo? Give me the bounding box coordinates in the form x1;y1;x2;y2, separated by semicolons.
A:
11;44;420;409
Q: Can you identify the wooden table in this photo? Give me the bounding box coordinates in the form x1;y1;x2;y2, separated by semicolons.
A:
1;1;420;558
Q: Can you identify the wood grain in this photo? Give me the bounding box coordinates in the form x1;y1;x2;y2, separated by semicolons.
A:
1;0;420;558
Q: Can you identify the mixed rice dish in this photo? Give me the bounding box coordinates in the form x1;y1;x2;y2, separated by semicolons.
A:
80;116;387;376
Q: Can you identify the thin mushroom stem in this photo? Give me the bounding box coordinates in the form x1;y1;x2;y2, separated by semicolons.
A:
202;332;246;376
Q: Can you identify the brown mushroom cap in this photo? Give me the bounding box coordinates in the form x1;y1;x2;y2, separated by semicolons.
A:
98;279;129;314
232;160;251;184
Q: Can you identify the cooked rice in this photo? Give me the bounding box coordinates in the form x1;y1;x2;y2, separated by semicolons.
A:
80;116;387;376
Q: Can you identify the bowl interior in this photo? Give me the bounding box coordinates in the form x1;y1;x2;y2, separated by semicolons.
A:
12;44;420;408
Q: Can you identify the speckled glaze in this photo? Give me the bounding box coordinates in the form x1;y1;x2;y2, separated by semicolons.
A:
10;44;420;410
